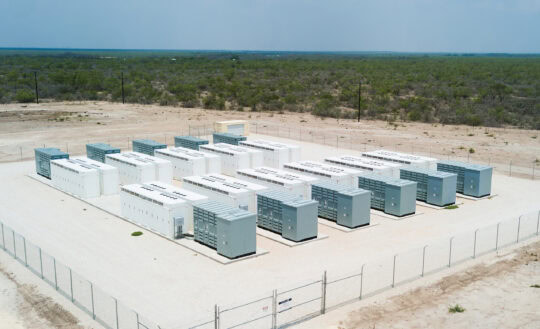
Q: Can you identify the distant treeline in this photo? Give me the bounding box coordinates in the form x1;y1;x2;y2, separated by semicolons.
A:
0;50;539;129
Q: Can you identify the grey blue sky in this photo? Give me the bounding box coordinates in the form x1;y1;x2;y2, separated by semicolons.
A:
1;0;539;53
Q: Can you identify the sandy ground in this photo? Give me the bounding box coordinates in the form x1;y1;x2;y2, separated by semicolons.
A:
0;251;101;329
0;101;538;177
296;240;540;329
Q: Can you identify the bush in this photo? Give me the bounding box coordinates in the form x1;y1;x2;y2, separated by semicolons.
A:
131;231;143;236
469;148;475;154
15;89;35;103
448;304;465;313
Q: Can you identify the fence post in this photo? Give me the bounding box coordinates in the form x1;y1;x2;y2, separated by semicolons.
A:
90;282;95;319
214;304;220;329
12;231;16;259
20;147;23;160
516;215;523;243
359;263;365;300
69;268;74;302
39;248;43;278
537;211;540;236
271;289;277;329
136;312;140;329
509;160;512;177
495;223;500;251
336;136;339;149
1;223;5;250
321;271;327;314
421;245;427;277
53;258;58;290
23;237;28;266
448;237;454;267
392;254;397;287
473;229;479;258
532;163;535;180
115;298;119;329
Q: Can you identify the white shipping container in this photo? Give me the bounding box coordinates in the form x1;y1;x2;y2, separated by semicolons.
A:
182;174;267;212
325;155;402;178
143;181;208;233
105;152;156;185
50;159;100;198
199;144;251;176
222;144;263;169
263;140;301;162
238;140;290;168
154;147;207;179
236;167;310;199
73;157;120;195
284;161;361;187
120;184;188;238
361;150;437;170
137;153;173;183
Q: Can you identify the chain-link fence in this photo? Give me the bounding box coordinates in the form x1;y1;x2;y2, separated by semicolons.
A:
0;222;162;329
250;122;539;180
185;209;540;329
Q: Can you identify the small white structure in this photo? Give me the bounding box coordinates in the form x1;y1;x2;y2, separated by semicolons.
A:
199;143;253;176
237;167;314;199
73;157;120;195
182;174;267;212
143;182;208;233
238;140;290;168
325;155;402;178
361;150;437;170
154;147;220;179
136;153;173;183
120;184;188;239
284;161;361;187
105;152;156;185
50;159;100;198
214;120;249;135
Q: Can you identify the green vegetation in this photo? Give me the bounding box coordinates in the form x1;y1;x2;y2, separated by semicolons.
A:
445;205;459;210
448;304;466;313
131;231;143;237
531;284;540;288
1;50;539;129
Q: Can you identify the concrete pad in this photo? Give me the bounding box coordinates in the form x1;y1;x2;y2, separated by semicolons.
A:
416;200;465;210
317;218;379;233
370;209;424;220
174;238;269;265
256;227;328;247
458;193;498;201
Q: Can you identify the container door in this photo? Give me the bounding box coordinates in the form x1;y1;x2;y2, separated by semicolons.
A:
228;124;245;135
174;217;184;239
426;178;441;206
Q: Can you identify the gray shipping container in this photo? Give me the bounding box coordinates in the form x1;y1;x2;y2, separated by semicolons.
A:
34;148;69;179
132;139;167;156
257;189;318;242
357;173;417;217
212;132;247;145
399;166;457;206
86;143;121;163
193;201;256;259
437;160;492;197
312;181;371;228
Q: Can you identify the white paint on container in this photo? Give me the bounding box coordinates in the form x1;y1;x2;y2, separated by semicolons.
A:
283;161;361;187
105;152;156;185
182;174;266;212
73;157;120;195
361;149;437;170
236;167;312;199
325;155;403;178
120;184;189;238
154;147;207;179
199;143;251;176
136;153;173;183
238;140;290;168
50;159;100;198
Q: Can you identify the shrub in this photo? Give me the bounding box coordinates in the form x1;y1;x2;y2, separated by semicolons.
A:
445;205;459;210
15;89;35;103
448;304;465;313
469;148;475;154
131;231;143;236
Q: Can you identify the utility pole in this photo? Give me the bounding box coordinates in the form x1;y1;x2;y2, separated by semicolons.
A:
34;72;39;104
121;72;125;104
357;80;361;122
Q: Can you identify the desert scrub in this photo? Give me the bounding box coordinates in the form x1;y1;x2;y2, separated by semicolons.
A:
448;304;465;313
445;205;459;210
131;231;143;236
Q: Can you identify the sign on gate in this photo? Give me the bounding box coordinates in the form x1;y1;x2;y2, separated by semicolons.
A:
278;297;292;313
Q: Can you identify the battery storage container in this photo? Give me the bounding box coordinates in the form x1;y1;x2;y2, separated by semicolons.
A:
325;155;402;178
311;181;371;228
194;201;256;259
154;147;207;179
105;152;156;185
73;157;120;195
361;150;437;170
136;153;173;183
50;159;100;198
214;120;250;135
284;161;361;187
86;143;121;163
132;139;167;156
199;143;252;176
174;136;209;150
257;189;318;242
212;132;247;145
436;160;493;197
357;173;417;217
238;140;290;168
237;167;308;199
35;148;69;179
399;166;457;206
